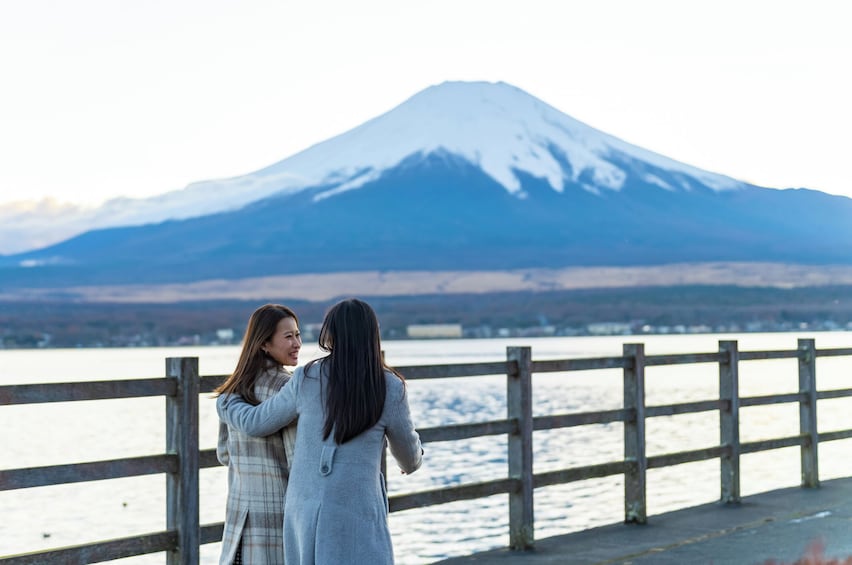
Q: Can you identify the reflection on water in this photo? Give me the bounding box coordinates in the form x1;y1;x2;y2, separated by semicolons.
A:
2;333;852;564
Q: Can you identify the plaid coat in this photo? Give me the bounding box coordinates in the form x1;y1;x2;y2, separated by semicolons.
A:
217;367;297;565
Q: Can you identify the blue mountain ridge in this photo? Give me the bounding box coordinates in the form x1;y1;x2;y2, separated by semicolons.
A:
2;149;851;289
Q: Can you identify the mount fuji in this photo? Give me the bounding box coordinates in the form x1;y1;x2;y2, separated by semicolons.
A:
3;81;852;289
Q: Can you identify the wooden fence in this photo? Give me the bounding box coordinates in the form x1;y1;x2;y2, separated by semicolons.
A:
2;339;852;563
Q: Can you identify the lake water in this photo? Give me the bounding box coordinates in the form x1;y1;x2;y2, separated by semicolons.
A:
3;332;852;563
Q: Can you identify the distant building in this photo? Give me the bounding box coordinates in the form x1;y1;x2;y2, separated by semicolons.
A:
586;322;632;336
176;334;202;346
406;324;463;339
216;328;235;343
302;323;323;342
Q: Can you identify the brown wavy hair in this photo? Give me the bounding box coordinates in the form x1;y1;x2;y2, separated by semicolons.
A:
213;303;299;405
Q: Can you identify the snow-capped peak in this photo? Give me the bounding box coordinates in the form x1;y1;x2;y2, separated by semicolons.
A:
154;81;743;211
0;81;744;255
254;80;743;200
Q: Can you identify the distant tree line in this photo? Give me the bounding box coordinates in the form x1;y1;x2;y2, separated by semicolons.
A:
2;284;852;349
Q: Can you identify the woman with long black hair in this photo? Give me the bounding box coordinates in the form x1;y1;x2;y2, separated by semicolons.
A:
217;298;423;564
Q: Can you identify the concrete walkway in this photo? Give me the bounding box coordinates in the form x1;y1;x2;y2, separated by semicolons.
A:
435;477;852;565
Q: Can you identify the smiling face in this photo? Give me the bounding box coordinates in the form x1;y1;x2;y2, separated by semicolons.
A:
263;316;301;367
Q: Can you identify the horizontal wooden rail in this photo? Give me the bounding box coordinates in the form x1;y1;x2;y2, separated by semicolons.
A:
741;392;803;407
200;523;225;545
532;356;627;372
645;400;722;417
1;531;177;564
4;338;852;564
816;388;852;400
0;455;176;491
647;446;726;469
200;448;221;469
2;523;228;565
533;461;626;488
534;408;628;430
0;378;175;405
645;352;723;366
419;419;516;443
739;349;801;361
396;361;511;379
389;477;517;512
740;435;805;454
199;374;227;393
818;429;852;442
815;347;852;357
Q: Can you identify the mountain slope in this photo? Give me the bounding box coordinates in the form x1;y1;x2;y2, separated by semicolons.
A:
3;148;852;289
2;80;852;291
0;81;744;256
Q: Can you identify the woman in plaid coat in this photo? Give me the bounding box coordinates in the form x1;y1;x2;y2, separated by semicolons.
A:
214;304;302;564
218;298;422;564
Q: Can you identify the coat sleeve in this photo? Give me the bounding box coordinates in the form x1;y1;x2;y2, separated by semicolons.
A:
216;420;230;466
281;423;298;471
216;367;301;437
384;374;423;475
277;372;298;471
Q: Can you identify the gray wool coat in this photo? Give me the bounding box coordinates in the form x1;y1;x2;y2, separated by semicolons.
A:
217;360;423;565
217;367;297;565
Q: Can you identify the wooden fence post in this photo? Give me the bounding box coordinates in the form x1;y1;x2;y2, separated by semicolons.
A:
719;340;741;503
166;357;200;565
623;343;647;524
798;339;819;488
506;346;534;549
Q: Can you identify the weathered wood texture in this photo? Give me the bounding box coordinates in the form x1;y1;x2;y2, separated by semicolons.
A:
719;340;741;503
798;339;819;488
623;343;647;524
3;338;852;563
507;346;534;549
165;357;200;565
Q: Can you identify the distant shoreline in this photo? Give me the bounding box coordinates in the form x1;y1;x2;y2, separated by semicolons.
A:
4;262;852;304
0;274;852;348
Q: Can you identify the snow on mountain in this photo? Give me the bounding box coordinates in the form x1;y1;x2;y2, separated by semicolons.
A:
1;80;745;255
237;80;745;201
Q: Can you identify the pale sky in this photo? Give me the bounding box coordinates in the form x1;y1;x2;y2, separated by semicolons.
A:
1;0;850;209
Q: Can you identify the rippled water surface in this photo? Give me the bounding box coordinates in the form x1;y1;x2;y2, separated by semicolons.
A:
3;332;852;563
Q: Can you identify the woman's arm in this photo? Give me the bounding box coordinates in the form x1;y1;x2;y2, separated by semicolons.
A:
216;367;301;437
384;375;423;475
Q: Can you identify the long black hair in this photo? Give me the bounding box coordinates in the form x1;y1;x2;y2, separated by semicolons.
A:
307;298;404;444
